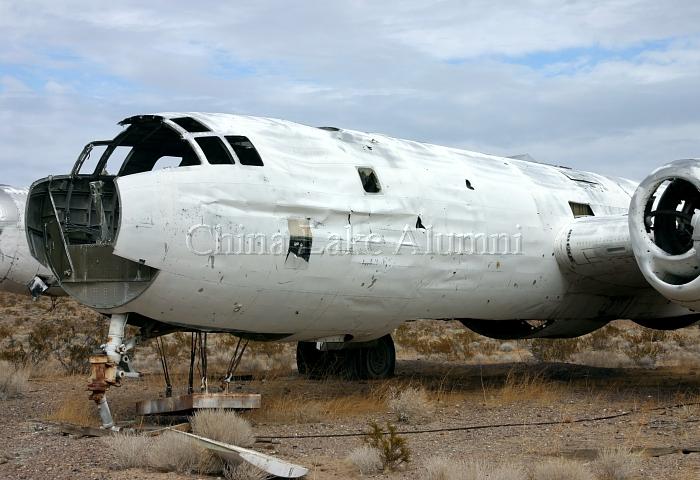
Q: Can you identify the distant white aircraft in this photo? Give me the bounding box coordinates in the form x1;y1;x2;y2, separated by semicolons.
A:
17;113;700;427
0;185;59;296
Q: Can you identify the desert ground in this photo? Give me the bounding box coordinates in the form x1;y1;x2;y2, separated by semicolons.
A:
2;291;700;479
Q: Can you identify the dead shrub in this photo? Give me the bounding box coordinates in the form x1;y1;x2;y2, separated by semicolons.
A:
530;338;581;362
489;465;528;480
147;431;219;474
224;462;267;480
581;324;623;351
0;363;29;400
364;422;410;471
389;386;434;423
0;334;29;368
394;322;476;360
46;394;100;426
478;340;499;356
591;448;641;480
487;370;562;406
422;457;526;480
103;432;150;468
623;329;664;367
346;445;384;475
530;458;593;480
26;317;107;374
570;351;633;369
422;457;474;480
190;409;255;447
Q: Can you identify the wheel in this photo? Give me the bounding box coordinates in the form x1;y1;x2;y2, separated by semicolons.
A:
357;335;395;379
297;342;345;379
296;342;323;375
297;336;396;380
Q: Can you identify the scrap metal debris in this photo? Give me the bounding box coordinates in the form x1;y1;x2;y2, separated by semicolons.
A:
170;429;308;478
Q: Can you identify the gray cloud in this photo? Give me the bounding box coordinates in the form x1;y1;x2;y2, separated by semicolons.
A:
0;1;699;186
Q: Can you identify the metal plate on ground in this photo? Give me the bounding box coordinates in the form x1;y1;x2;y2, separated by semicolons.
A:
136;393;261;415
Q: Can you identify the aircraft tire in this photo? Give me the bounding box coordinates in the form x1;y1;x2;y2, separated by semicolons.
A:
296;341;323;376
357;334;395;379
297;335;396;379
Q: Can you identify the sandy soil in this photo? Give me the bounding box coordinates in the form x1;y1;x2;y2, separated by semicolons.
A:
1;359;700;479
1;292;700;479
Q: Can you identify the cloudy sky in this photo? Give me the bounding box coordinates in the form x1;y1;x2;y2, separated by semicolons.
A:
1;0;699;186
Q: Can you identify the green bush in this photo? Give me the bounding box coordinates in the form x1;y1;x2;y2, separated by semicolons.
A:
364;422;411;471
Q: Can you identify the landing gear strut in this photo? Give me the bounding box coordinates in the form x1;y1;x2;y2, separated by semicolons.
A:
296;334;395;380
88;313;140;430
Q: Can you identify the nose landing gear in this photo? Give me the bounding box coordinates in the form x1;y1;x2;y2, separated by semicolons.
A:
88;314;137;430
296;334;395;380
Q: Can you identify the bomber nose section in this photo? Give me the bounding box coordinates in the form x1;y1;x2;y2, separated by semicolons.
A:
26;174;158;310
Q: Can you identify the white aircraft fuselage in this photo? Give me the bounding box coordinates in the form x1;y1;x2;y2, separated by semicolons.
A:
0;185;56;294
24;113;694;342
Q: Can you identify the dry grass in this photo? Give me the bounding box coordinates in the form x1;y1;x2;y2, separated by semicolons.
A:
530;338;582;363
393;319;700;371
395;321;478;360
102;432;150;468
224;462;267;480
346;445;383;475
389;386;434;423
570;351;634;369
591;448;641;480
490;465;528;480
106;429;255;475
486;370;564;406
530;458;593;480
422;457;478;480
250;390;387;424
421;457;526;480
147;431;219;474
45;393;100;426
190;409;255;447
0;362;29;400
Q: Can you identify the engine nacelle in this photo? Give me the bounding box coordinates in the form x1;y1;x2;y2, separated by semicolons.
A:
554;215;646;289
629;159;700;310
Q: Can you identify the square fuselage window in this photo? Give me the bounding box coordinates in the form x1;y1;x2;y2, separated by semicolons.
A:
357;167;381;193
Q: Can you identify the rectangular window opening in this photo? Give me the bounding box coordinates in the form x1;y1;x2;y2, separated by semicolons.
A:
171;117;211;133
195;136;235;165
569;201;594;218
225;136;264;166
152;156;183;170
357;167;382;193
117;126;200;176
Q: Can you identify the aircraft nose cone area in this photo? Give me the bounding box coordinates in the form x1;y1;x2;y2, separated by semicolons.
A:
0;187;19;227
0;186;20;281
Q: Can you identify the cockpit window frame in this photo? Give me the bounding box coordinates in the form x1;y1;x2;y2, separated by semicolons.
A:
194;136;236;165
88;120;202;177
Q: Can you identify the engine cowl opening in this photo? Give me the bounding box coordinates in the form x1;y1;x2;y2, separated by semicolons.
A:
645;178;700;256
629;159;700;309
